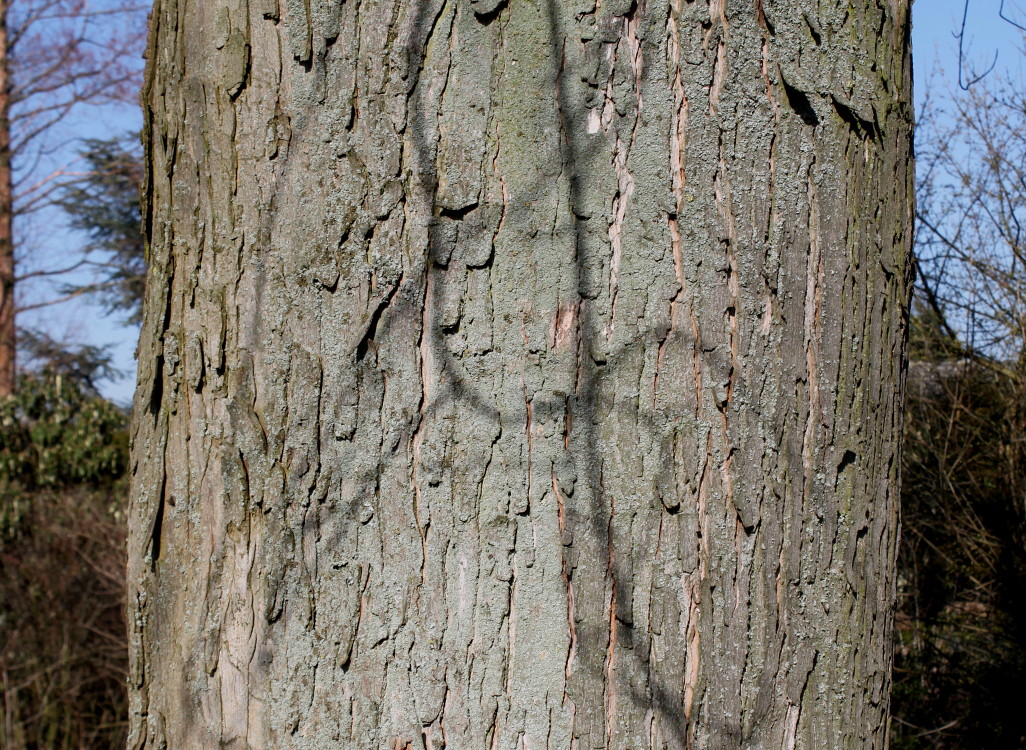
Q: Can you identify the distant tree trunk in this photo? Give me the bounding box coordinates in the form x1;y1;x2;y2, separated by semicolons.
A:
128;1;913;748
0;0;14;397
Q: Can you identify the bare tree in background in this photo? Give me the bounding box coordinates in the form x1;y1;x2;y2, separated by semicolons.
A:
0;0;146;397
916;65;1026;448
895;33;1026;745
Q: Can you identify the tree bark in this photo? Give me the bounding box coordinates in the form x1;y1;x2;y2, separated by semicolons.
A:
0;0;14;397
128;0;913;748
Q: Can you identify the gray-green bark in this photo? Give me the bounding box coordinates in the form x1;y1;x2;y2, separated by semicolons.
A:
128;0;913;747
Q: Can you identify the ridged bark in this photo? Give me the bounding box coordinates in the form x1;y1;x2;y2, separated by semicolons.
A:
128;0;913;747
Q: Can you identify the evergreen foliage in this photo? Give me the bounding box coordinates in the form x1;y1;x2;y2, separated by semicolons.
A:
58;136;145;323
0;337;127;508
0;371;127;495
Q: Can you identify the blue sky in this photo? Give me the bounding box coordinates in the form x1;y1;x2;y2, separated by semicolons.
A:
65;1;1026;405
913;0;1026;94
17;103;142;406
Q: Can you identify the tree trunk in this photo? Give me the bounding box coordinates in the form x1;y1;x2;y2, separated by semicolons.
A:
0;0;14;397
128;1;913;748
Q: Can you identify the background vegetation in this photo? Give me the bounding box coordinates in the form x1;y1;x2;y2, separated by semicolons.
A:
0;360;129;749
892;318;1026;748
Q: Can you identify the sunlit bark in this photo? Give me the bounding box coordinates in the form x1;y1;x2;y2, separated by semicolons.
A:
129;1;914;747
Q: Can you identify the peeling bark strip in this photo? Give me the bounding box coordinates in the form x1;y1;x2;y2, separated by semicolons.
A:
128;0;913;747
